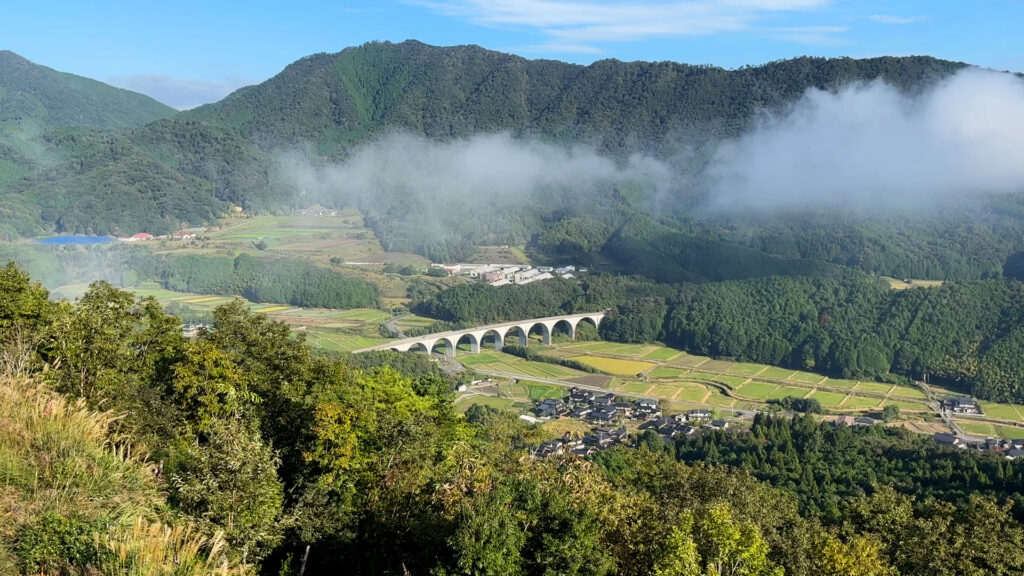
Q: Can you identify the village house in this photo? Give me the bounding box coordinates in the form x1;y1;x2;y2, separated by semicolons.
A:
535;398;568;418
941;396;982;415
568;387;595;404
687;408;712;421
933;432;966;448
635;398;660;419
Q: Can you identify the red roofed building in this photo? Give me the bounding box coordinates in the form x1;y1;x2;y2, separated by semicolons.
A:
130;233;153;241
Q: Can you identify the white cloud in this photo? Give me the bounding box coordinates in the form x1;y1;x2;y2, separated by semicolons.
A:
417;0;833;52
107;74;253;110
707;69;1024;213
869;14;926;25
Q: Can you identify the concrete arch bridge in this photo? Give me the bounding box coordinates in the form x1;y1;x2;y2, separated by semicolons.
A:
353;312;606;357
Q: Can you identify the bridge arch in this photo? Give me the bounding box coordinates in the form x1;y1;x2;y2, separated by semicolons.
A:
472;329;505;352
455;332;482;355
352;311;608;356
507;325;528;347
552;318;577;340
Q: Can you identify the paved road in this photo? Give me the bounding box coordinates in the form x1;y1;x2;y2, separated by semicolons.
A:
384;313;411;339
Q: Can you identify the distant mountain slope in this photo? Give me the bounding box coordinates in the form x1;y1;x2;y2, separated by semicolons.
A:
0;50;175;128
0;50;177;191
186;40;966;157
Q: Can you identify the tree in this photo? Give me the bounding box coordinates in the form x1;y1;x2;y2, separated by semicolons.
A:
881;405;900;422
170;418;285;562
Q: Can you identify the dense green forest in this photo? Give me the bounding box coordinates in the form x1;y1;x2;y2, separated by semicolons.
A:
162;253;379;309
4;262;1024;575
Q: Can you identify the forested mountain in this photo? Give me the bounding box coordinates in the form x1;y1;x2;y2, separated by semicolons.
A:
0;50;175;188
185;41;964;157
0;42;970;245
0;50;174;130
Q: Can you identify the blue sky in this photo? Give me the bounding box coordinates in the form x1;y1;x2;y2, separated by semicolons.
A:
3;1;1023;109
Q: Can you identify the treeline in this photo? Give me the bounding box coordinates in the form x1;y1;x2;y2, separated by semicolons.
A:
6;262;1024;575
674;413;1024;524
664;275;1024;402
162;253;379;309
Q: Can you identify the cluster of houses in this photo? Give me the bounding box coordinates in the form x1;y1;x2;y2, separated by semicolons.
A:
530;388;736;459
535;387;662;424
640;409;730;438
933;433;1024;458
116;226;215;243
533;427;630;458
432;263;586;287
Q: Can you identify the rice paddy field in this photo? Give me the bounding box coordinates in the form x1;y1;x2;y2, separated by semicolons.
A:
459;349;591;381
529;340;946;417
955;419;1024;439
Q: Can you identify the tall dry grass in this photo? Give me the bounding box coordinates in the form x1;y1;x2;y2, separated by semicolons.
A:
0;374;251;575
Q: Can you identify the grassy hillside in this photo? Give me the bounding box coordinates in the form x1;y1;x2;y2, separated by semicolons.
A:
0;375;248;575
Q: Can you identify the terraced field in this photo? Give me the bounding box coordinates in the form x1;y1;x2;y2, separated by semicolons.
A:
569;355;655;376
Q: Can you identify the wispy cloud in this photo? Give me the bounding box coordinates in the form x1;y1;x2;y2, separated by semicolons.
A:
416;0;834;52
869;14;926;25
107;74;253;110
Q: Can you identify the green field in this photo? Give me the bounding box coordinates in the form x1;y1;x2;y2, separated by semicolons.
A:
788;371;826;385
644;347;680;361
707;374;749;388
889;386;927;399
727;363;768;377
674;383;712;403
525;382;564;400
461;350;587;380
954;420;1024;439
853;382;895;395
649;366;685;379
980;402;1024;421
619;381;653;394
734;381;777;399
760;367;796;380
838;396;883;410
649;384;682;399
767;386;812;400
306;331;388;352
810;391;847;408
454;395;518;413
819;377;859;389
882;400;931;412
